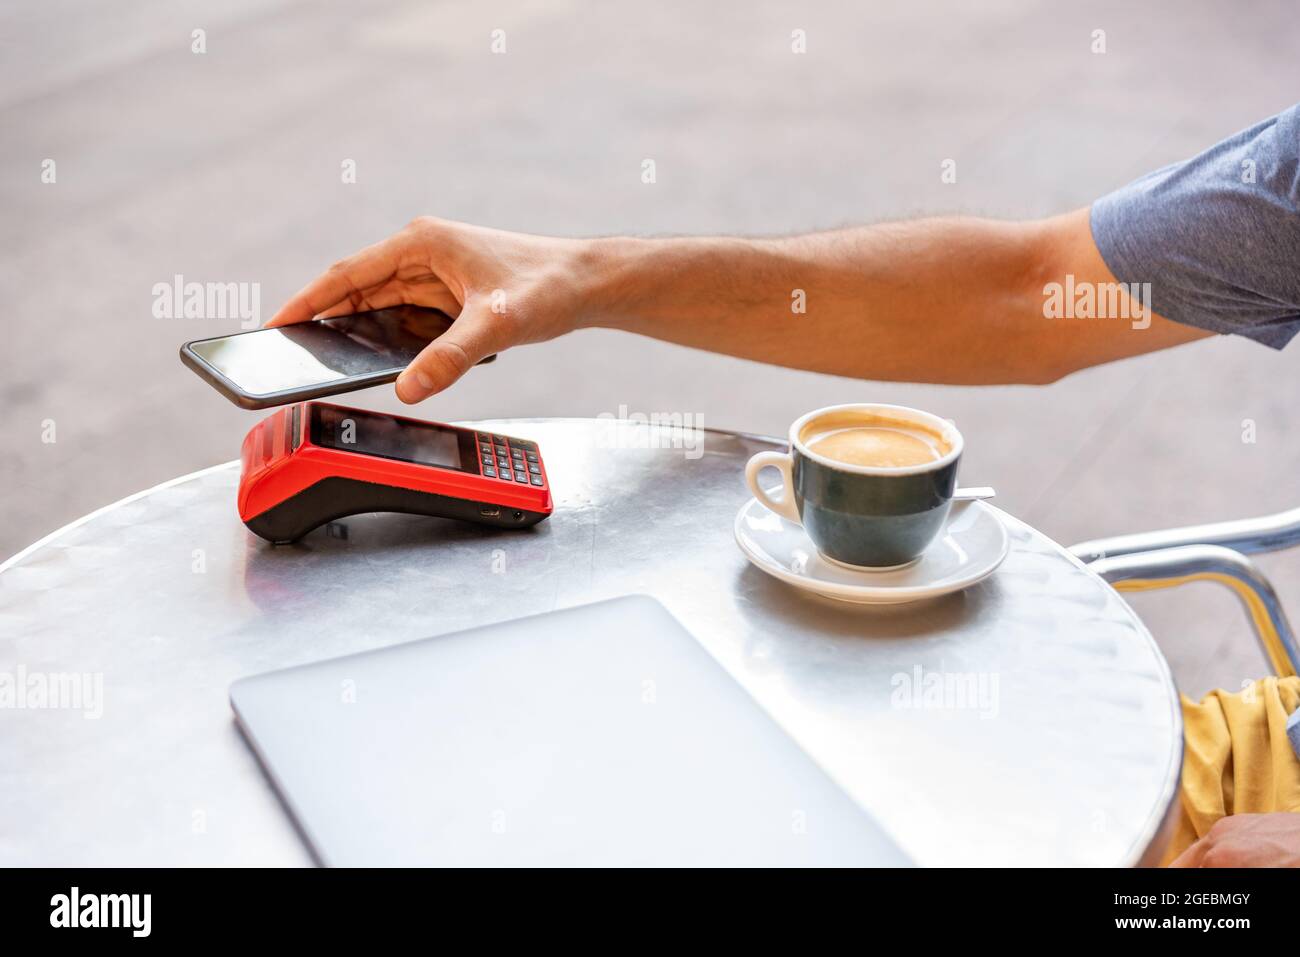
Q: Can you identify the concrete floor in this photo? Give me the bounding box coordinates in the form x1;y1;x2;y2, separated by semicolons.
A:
3;0;1299;697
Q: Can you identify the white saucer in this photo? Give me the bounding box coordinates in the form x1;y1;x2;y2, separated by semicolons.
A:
734;497;1010;605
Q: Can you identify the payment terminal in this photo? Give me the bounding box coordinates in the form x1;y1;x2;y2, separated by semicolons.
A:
238;402;552;544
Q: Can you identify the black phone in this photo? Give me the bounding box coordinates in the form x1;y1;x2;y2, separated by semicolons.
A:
179;305;494;410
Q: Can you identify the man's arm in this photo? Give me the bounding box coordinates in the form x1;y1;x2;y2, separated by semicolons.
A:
267;210;1210;404
582;208;1210;386
269;105;1300;402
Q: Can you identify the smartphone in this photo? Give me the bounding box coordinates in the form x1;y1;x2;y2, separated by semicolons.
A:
179;305;494;410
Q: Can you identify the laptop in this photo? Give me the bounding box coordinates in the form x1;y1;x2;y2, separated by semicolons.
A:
230;595;910;866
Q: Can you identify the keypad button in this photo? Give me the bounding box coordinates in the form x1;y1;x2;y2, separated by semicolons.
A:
514;471;528;483
483;467;496;478
498;471;512;482
513;439;536;451
528;463;541;474
530;476;544;486
525;452;538;463
497;457;510;468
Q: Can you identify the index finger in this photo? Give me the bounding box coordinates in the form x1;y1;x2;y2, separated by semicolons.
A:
265;240;398;327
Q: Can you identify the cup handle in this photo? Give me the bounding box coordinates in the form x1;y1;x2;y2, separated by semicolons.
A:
745;450;800;524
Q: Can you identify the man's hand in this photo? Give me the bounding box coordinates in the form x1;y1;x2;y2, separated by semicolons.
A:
266;217;594;403
1170;813;1300;867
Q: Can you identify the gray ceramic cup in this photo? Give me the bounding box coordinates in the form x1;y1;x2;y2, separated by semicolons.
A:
745;403;963;569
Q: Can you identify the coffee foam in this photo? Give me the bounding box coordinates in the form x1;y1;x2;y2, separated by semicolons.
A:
799;411;952;469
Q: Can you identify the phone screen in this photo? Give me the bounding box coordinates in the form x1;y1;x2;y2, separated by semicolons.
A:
186;306;454;398
312;404;470;472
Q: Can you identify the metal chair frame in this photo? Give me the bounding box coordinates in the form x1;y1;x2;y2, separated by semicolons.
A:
1069;510;1300;677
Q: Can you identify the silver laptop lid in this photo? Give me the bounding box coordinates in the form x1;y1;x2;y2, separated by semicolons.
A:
230;595;910;867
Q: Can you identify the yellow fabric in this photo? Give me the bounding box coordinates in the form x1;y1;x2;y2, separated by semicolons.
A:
1161;675;1300;864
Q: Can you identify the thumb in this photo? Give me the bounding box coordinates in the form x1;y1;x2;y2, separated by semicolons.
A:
1167;840;1204;868
395;301;502;403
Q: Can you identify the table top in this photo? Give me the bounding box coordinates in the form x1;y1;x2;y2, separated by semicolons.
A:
0;418;1181;867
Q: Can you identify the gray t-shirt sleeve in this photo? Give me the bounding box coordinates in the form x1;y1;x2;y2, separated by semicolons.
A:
1090;104;1300;349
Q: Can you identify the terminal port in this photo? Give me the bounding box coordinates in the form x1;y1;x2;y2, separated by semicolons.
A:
479;507;501;518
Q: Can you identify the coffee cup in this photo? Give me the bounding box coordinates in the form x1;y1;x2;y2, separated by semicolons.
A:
744;403;963;569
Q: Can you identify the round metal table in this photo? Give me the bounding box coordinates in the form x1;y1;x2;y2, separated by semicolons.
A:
0;418;1181;867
